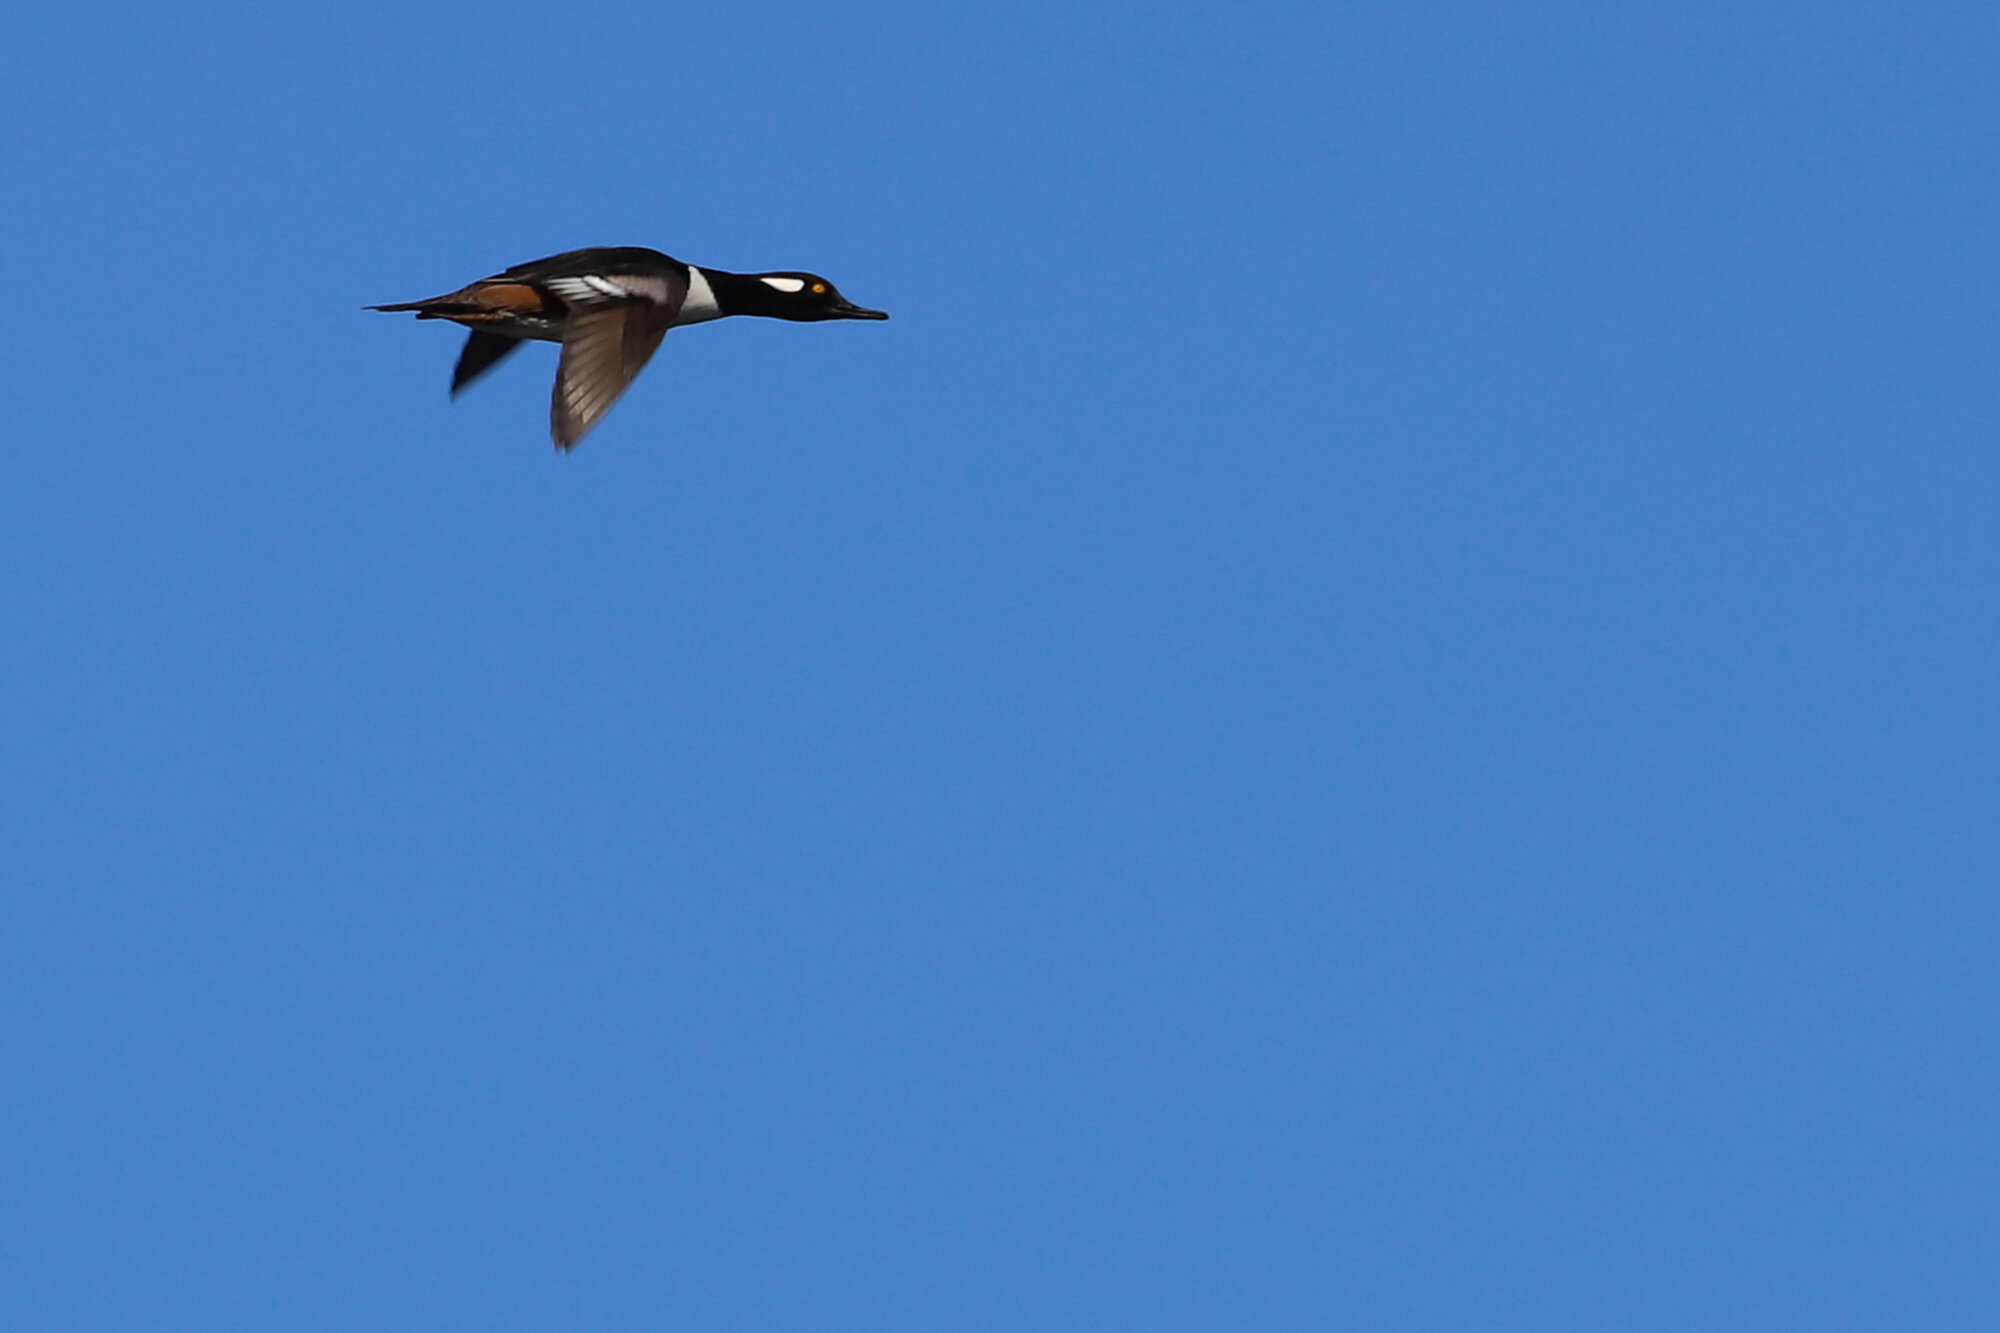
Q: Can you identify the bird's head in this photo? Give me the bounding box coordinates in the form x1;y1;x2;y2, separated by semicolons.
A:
741;272;889;321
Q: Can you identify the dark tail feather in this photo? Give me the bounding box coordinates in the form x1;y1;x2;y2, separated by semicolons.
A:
369;299;485;319
451;330;525;398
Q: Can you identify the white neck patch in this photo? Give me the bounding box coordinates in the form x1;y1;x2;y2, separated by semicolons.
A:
678;265;722;324
759;276;806;294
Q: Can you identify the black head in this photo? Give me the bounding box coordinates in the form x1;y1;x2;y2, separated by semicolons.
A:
719;270;889;321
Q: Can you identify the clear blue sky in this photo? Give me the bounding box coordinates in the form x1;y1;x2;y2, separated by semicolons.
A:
2;1;1995;1328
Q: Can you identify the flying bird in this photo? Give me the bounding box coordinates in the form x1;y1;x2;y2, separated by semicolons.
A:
371;246;887;449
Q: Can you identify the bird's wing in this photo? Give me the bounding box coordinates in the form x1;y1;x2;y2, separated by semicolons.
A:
451;330;526;398
543;270;688;450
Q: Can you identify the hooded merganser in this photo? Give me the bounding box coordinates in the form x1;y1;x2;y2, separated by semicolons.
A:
371;246;887;450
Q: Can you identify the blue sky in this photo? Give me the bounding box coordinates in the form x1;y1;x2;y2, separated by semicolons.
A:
1;1;1996;1328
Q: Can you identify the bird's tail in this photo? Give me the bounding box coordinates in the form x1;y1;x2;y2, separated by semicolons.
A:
367;297;482;319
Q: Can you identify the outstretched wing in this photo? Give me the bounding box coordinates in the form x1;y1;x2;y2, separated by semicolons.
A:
451;330;525;398
544;270;688;449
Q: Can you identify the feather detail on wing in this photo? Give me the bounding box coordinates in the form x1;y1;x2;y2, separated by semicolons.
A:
550;302;673;449
546;266;688;450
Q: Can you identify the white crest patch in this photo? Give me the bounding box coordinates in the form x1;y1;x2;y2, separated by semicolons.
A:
759;276;807;294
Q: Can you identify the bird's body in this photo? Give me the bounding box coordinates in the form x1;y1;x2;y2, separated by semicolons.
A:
371;246;886;449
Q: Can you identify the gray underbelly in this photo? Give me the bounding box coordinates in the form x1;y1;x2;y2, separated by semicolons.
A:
449;306;717;343
452;314;566;342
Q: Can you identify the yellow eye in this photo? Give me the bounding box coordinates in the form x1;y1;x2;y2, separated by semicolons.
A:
812;282;827;294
